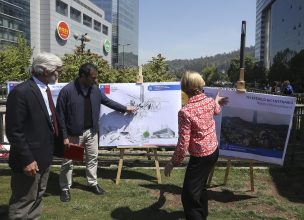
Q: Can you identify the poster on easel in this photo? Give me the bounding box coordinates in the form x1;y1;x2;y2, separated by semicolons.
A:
6;81;67;104
205;87;296;165
99;82;181;147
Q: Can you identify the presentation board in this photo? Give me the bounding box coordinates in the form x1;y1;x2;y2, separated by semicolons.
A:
205;87;296;165
6;81;296;165
99;82;181;146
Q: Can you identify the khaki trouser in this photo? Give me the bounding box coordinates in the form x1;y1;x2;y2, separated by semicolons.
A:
59;129;99;190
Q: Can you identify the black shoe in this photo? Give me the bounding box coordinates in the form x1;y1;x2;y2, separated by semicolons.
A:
88;184;106;195
60;190;71;202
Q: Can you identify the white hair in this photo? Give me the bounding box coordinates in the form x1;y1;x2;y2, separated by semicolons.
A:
32;52;63;75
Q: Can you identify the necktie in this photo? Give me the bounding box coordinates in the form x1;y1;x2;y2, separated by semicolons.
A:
46;86;59;137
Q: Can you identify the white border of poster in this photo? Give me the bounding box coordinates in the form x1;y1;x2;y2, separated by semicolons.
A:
205;87;296;165
99;82;181;147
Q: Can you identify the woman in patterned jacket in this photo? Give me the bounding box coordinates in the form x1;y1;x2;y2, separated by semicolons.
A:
164;71;228;220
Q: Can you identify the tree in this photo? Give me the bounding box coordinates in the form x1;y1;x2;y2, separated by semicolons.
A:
0;36;32;84
289;49;304;82
142;54;176;82
227;58;240;83
60;48;116;83
202;65;217;85
227;56;261;84
114;67;137;83
252;62;267;83
268;49;296;82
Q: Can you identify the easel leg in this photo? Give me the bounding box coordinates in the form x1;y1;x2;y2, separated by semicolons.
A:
146;148;152;160
249;161;254;191
116;149;125;185
207;166;215;187
224;159;231;185
153;148;162;184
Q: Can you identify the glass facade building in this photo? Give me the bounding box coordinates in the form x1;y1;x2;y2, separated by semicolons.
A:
0;0;30;46
256;0;304;68
90;0;139;67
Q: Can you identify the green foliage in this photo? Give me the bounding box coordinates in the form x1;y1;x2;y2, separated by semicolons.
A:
289;50;304;82
268;48;296;82
227;58;240;83
0;36;32;84
61;50;176;84
202;65;228;85
60;46;139;83
143;131;150;138
143;54;176;82
167;46;255;77
227;56;265;83
114;67;137;83
60;48;115;83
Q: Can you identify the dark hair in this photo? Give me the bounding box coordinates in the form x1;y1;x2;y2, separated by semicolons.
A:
78;63;98;77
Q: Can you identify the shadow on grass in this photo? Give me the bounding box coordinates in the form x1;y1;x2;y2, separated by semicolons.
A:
208;189;256;203
111;184;184;220
0;169;11;176
45;171;61;196
45;168;158;196
269;167;304;203
0;205;8;220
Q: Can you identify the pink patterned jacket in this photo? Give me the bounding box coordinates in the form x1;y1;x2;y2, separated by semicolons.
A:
171;93;221;166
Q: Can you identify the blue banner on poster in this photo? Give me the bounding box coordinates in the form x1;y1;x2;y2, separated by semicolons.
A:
148;84;180;91
220;144;283;158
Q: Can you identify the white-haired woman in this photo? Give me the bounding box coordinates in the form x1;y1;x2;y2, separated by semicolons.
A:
164;71;228;220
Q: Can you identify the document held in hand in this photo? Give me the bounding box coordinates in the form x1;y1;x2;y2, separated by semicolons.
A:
63;143;84;161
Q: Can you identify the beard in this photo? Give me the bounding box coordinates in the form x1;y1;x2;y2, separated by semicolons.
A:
46;74;57;84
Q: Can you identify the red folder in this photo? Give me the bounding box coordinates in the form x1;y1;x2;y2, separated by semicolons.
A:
63;143;84;161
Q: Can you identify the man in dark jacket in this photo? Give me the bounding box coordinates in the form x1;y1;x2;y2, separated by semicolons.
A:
6;52;63;219
57;63;135;202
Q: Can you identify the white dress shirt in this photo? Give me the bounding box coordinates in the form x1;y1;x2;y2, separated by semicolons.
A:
32;76;52;119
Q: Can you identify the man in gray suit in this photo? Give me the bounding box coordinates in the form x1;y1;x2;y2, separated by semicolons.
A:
6;52;63;219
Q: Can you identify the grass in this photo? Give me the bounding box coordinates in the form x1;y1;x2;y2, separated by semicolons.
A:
0;164;304;220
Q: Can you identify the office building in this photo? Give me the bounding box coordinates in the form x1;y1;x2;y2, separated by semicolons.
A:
0;0;31;45
90;0;139;67
256;0;304;68
1;0;112;64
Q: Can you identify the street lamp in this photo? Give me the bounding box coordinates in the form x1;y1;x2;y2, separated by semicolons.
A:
119;43;131;68
73;33;91;53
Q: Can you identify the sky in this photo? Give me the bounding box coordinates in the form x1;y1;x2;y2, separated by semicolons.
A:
139;0;256;65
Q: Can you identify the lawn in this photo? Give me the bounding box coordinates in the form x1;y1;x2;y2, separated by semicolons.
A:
0;164;304;220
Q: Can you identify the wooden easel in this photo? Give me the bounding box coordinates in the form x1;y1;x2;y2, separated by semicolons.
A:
207;158;255;191
208;22;255;191
115;145;162;185
115;66;162;185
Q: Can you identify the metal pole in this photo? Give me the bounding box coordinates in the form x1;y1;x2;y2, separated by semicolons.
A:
122;45;125;68
237;21;247;92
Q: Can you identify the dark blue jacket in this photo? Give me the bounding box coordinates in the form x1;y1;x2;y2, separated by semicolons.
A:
56;79;127;138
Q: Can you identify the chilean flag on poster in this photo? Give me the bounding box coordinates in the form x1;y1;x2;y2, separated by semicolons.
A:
100;85;110;94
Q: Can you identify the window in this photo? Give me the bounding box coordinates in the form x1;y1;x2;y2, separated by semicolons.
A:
102;25;108;35
9;21;13;29
70;7;81;22
94;20;101;32
83;14;92;28
3;19;8;28
56;0;68;16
